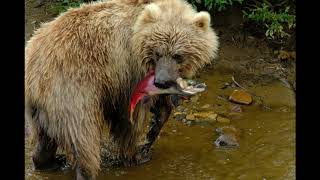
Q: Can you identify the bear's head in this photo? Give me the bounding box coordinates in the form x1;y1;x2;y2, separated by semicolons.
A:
132;0;219;89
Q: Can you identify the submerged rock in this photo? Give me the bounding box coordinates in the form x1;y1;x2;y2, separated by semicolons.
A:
230;104;242;112
213;103;228;116
200;104;211;109
173;112;187;121
215;134;239;147
214;126;240;148
229;90;252;105
227;112;243;120
175;114;186;121
176;105;186;112
186;120;195;126
217;116;230;123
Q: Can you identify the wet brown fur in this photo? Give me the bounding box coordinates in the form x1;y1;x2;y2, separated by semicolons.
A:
25;0;219;178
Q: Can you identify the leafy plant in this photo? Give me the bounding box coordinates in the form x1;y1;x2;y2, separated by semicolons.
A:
50;0;296;40
212;0;244;11
188;0;295;40
190;0;244;11
50;0;85;14
243;3;295;39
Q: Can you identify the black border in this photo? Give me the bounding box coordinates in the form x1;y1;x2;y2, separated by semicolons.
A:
0;0;305;179
1;0;25;179
296;0;316;179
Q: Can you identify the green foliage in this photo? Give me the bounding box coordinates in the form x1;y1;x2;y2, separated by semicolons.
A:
49;0;295;40
190;0;244;11
50;0;85;14
188;0;295;40
243;3;296;39
211;0;244;11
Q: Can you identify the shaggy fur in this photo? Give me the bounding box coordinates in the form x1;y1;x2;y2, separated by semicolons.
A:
25;0;219;178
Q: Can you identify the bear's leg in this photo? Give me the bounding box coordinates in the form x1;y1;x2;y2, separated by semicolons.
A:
108;110;143;166
32;109;65;170
135;95;181;164
142;95;173;153
67;118;102;180
75;161;93;180
70;123;101;180
65;130;101;180
32;129;60;170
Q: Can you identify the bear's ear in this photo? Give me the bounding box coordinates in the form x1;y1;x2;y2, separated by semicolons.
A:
192;11;211;31
133;3;161;31
140;3;161;24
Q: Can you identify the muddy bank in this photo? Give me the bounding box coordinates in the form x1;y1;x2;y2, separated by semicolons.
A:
25;0;57;42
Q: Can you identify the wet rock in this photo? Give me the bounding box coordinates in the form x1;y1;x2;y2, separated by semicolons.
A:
176;114;186;121
200;104;211;109
229;90;252;105
214;126;240;148
174;112;184;116
215;134;239;148
186;114;195;120
221;82;231;89
186;120;195;126
217;116;230;123
176;105;186;112
213;104;228;116
173;112;187;121
227;112;243;120
193;111;218;121
227;105;242;120
230;104;242;112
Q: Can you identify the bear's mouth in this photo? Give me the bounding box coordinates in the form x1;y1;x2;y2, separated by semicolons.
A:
129;70;207;117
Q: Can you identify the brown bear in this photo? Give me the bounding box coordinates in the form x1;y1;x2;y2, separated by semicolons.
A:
25;0;219;179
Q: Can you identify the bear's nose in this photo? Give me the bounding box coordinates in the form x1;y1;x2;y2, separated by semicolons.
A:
154;79;176;89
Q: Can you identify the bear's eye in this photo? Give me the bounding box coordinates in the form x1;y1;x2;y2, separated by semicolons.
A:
173;54;183;64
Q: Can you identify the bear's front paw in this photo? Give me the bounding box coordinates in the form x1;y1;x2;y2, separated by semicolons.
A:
133;145;153;165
